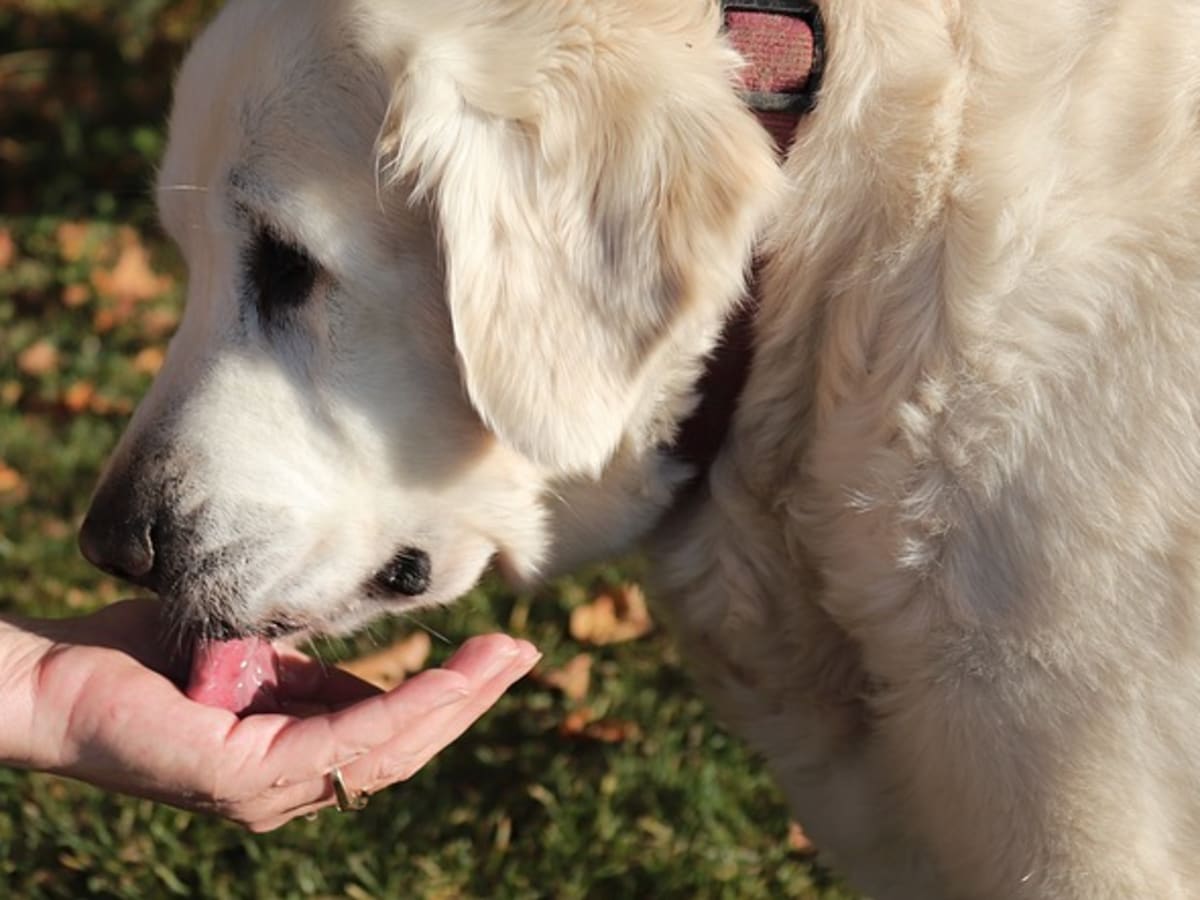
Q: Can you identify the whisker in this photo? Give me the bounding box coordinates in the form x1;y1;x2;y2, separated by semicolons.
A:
401;612;453;647
156;184;211;194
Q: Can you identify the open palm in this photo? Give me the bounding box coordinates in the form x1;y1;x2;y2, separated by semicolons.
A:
9;600;538;831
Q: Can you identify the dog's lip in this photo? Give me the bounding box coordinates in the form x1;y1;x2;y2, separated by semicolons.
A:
192;612;310;644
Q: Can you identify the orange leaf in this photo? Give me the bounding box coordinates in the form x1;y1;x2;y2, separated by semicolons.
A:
559;707;641;744
338;632;433;689
568;583;654;646
62;381;96;413
542;653;593;702
17;340;59;377
56;222;91;263
140;308;180;340
93;309;118;333
61;283;90;308
65;588;94;610
1;382;22;407
91;231;173;306
0;228;14;270
0;461;29;503
788;822;816;855
88;394;134;417
584;719;641;744
133;347;165;377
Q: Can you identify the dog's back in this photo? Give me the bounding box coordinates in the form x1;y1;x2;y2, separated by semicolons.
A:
663;2;1200;897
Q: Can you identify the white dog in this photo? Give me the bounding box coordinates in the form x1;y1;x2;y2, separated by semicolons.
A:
80;1;1200;896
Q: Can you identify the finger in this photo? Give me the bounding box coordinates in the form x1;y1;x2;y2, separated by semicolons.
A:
236;640;540;825
274;649;382;705
233;635;529;789
339;640;540;794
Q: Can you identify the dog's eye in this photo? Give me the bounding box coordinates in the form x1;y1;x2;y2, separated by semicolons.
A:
247;228;318;319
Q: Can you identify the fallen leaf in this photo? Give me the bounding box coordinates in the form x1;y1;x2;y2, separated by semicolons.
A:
38;518;72;540
339;632;432;689
569;583;654;646
133;347;165;377
17;340;59;377
541;653;593;702
140;308;180;340
0;461;29;503
559;707;641;744
91;230;173;306
88;394;134;417
788;822;816;856
1;382;22;407
62;381;96;413
61;283;90;308
0;228;14;270
56;222;91;262
560;708;593;736
65;588;93;610
93;309;118;333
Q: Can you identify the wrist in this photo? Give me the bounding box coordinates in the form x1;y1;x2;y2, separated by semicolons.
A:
0;616;58;770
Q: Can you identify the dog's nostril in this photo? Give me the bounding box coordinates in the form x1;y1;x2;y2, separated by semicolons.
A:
374;547;432;597
78;507;156;583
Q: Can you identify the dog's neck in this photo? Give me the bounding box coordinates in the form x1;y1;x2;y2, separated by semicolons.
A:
669;2;824;479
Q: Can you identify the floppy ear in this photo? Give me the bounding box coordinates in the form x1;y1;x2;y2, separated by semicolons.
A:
369;0;780;476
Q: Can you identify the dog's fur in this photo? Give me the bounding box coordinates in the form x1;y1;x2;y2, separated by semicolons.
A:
88;0;1200;896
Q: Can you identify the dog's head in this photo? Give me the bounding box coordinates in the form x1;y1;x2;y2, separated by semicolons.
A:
79;0;778;644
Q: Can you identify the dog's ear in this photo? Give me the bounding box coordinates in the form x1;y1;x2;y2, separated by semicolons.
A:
368;1;779;476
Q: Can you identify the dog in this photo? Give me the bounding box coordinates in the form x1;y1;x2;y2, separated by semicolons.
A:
79;1;1200;896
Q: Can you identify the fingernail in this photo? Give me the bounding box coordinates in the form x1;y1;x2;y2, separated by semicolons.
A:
434;688;470;709
480;645;522;681
516;643;542;667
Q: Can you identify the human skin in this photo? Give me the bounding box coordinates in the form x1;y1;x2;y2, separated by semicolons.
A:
0;599;539;831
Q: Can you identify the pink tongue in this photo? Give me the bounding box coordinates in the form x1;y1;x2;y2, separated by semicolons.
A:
186;638;281;715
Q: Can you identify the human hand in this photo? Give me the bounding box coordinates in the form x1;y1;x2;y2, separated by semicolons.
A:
1;600;539;831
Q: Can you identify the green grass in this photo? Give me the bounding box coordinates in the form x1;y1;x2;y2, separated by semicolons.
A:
0;3;855;897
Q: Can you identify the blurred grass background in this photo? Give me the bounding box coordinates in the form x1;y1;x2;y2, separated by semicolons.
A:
0;2;855;897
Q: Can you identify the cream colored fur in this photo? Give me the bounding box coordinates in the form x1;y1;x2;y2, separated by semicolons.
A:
94;0;1200;896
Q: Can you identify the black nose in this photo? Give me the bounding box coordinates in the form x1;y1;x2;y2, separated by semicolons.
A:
373;547;432;597
78;478;158;586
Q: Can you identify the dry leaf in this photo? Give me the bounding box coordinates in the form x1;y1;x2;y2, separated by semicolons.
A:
62;381;96;413
788;822;816;855
140;308;180;340
0;462;29;503
17;340;59;377
0;228;14;270
61;283;90;308
56;222;91;262
339;632;432;689
93;308;118;333
559;707;641;744
38;518;72;540
91;231;173;306
569;583;654;646
65;588;93;610
88;394;134;417
133;347;165;376
542;653;593;702
1;382;22;407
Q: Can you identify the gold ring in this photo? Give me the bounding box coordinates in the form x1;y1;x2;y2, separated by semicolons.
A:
330;766;369;813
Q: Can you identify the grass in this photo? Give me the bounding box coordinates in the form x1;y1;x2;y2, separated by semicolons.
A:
0;3;856;897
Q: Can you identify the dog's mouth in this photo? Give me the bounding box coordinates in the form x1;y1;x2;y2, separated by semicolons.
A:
186;637;283;714
181;547;438;714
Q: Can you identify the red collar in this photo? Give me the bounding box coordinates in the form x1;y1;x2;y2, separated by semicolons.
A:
725;1;826;150
670;2;824;477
